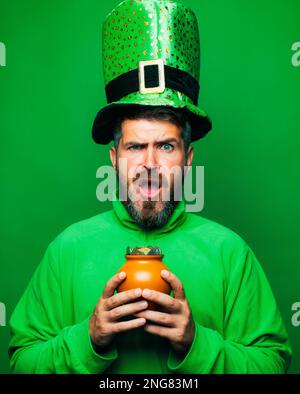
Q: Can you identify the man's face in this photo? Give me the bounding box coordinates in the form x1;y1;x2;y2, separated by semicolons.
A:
109;118;194;230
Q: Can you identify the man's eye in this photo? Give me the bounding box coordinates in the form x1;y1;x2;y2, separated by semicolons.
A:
128;144;174;151
161;143;174;151
128;145;142;150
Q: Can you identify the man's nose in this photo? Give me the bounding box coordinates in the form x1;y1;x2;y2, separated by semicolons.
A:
142;147;159;169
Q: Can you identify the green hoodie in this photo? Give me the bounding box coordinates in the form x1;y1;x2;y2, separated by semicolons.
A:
8;193;292;374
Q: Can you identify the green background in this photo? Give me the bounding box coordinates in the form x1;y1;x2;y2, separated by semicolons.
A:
0;0;299;373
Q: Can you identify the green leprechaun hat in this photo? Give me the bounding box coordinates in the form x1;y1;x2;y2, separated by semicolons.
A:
92;0;212;145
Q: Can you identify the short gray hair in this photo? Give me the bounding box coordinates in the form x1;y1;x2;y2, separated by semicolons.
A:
112;106;192;160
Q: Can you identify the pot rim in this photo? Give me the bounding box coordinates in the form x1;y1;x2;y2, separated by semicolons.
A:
124;254;164;259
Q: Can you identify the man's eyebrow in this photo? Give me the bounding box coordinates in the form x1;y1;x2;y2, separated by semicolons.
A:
124;138;180;147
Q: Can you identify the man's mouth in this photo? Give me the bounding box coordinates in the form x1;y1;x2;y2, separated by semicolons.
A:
138;179;162;199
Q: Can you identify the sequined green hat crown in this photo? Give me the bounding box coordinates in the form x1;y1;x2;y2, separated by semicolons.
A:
92;0;212;145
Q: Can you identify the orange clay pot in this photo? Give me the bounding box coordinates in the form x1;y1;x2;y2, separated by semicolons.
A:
116;254;171;311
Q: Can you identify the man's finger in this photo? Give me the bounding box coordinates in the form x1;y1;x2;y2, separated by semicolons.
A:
161;270;186;300
105;288;142;310
102;272;127;299
108;299;147;319
141;289;181;311
133;309;175;327
143;324;178;341
112;317;146;333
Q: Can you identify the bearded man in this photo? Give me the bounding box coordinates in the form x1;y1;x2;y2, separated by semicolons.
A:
8;0;292;374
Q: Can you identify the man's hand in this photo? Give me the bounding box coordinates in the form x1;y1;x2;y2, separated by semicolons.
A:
134;270;195;356
89;272;147;352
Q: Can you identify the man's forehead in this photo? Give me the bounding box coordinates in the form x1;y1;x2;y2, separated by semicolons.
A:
120;118;182;144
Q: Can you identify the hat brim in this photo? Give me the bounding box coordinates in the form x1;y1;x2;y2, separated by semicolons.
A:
92;98;212;145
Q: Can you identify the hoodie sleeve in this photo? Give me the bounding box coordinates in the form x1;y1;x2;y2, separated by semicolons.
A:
167;245;292;374
8;239;118;374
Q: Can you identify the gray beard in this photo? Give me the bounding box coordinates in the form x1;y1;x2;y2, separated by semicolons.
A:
122;196;179;231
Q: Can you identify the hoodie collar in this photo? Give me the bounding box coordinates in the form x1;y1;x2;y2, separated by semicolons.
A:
111;189;187;235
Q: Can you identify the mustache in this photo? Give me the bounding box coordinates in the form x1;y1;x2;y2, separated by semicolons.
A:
133;171;166;187
115;166;186;191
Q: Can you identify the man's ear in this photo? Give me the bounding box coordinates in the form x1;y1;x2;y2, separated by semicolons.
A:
184;145;194;177
186;145;194;167
109;146;117;172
